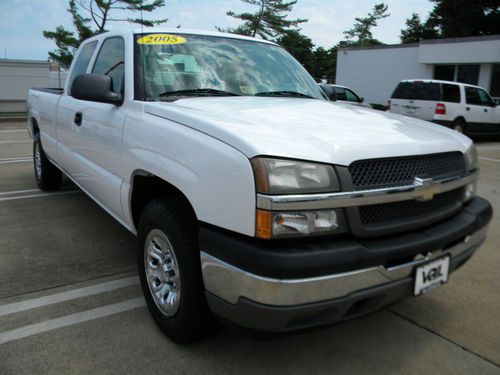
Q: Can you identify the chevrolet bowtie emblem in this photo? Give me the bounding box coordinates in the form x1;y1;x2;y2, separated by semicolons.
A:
414;177;440;201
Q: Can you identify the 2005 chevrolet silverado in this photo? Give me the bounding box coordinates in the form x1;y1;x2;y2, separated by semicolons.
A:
27;29;492;343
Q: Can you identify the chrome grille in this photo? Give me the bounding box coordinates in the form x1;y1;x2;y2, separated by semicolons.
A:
349;152;465;191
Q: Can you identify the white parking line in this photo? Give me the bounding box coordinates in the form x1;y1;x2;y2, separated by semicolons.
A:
0;276;139;318
479;157;500;163
0;129;28;133
0;298;145;345
0;188;40;196
0;158;32;165
0;140;31;145
0;190;81;202
0;157;32;161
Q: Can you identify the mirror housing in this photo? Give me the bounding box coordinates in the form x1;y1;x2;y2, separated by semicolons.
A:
319;84;336;101
71;74;123;105
360;97;365;103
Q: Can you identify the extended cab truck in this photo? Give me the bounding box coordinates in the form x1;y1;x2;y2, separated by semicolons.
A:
27;29;492;343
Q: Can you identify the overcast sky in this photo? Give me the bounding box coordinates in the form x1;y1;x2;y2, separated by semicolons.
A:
0;0;434;61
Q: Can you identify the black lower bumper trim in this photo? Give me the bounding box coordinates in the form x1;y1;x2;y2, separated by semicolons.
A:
206;244;478;332
199;197;492;279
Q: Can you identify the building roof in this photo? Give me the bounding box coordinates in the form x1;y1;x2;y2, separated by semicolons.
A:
338;34;500;52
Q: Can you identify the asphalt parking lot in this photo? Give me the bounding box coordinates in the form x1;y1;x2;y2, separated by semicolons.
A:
0;120;499;374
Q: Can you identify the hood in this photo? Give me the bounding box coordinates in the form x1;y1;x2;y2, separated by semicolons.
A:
144;97;471;166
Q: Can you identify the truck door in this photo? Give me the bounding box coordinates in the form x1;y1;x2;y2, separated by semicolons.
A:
56;36;126;219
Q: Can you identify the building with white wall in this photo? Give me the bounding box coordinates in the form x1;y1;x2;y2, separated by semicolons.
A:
0;59;66;112
336;35;500;105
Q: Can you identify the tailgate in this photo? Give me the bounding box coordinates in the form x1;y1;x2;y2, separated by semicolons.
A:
390;99;436;121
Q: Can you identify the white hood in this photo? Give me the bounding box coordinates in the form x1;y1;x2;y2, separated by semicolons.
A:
144;97;471;166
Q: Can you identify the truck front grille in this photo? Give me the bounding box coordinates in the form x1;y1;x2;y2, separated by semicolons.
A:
349;152;465;190
346;152;467;237
359;188;464;227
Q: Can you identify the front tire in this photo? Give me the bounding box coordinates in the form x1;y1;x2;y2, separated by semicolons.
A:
137;198;217;343
33;140;62;191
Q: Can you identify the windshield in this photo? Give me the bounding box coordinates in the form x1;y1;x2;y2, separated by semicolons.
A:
134;33;326;101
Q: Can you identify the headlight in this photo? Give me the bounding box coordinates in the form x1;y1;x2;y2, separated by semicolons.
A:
464;145;478;171
251;157;344;239
256;209;346;239
464;145;478;202
251;157;339;194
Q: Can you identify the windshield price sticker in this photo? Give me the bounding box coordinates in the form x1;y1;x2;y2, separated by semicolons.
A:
137;34;186;45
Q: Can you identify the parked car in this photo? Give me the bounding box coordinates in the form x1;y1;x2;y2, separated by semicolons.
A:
27;30;492;343
320;84;372;108
388;79;500;139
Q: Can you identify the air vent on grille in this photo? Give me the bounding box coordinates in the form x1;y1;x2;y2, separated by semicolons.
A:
349;152;465;190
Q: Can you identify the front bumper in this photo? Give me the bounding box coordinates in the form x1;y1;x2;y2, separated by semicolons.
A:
200;197;492;332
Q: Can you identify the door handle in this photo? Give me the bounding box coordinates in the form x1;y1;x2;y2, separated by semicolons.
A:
74;112;82;126
466;107;470;111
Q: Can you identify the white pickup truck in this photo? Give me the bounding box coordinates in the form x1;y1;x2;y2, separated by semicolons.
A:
27;29;492;343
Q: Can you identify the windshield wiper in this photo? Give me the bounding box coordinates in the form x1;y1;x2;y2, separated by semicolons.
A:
159;88;241;98
255;91;315;99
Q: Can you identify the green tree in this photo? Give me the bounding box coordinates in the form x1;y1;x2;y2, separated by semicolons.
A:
310;47;337;81
219;0;307;40
44;0;167;68
426;0;500;38
400;13;438;43
342;3;390;47
276;30;314;70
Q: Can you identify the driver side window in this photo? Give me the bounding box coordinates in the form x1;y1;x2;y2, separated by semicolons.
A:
92;37;125;93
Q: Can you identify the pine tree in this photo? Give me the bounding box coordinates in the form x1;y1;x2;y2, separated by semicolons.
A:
43;0;167;68
219;0;307;40
342;3;390;47
400;13;438;43
426;0;500;38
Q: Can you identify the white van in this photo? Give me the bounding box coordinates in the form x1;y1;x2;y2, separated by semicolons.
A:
389;79;500;139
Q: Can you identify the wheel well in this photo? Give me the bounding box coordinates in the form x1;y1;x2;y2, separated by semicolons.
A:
31;118;40;140
454;116;465;123
130;173;197;229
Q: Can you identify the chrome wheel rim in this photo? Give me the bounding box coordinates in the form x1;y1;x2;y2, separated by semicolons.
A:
34;142;42;181
144;229;181;316
454;124;463;133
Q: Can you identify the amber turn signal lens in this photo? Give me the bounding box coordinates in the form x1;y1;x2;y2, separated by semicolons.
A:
256;209;272;239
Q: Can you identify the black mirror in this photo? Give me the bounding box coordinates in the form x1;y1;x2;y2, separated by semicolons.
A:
319;84;336;101
360;97;365;103
71;74;123;105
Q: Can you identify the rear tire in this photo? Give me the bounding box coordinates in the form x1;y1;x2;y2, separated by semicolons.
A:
452;118;466;134
33;140;62;191
137;198;218;343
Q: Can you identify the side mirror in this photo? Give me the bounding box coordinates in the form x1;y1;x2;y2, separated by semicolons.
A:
360;97;365;103
319;84;337;101
71;74;123;105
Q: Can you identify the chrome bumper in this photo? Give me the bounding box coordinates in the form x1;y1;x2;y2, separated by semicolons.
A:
201;226;487;307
